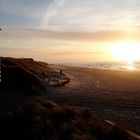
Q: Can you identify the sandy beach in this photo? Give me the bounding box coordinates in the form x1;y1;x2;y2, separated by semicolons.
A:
1;60;140;136
47;65;140;135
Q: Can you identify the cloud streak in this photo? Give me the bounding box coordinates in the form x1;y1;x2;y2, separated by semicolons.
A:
40;0;66;29
39;0;140;32
1;28;140;42
1;0;140;32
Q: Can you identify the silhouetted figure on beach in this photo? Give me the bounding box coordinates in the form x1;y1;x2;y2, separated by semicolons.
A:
60;70;63;75
0;28;2;31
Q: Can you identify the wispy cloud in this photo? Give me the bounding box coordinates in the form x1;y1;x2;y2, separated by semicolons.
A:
1;0;140;32
40;0;140;31
1;28;139;42
40;0;66;29
48;51;103;56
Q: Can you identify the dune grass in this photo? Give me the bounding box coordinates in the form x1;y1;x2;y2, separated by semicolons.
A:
0;99;135;140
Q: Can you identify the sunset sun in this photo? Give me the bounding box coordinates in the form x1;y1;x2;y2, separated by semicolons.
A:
111;41;140;63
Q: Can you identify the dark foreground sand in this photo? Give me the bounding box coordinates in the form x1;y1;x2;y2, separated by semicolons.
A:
47;65;140;135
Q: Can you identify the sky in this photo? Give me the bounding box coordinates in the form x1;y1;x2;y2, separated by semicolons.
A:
0;0;140;63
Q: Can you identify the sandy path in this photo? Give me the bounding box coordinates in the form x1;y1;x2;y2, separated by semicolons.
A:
48;65;140;135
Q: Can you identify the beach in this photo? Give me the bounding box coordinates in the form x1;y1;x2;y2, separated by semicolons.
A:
1;59;140;136
47;65;140;135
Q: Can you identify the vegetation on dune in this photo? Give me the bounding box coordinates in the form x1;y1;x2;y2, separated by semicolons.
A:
0;57;70;95
0;99;135;140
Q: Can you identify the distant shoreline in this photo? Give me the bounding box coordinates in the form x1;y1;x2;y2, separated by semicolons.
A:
50;62;140;72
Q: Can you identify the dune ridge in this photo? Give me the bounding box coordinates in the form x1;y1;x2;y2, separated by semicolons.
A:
0;57;69;95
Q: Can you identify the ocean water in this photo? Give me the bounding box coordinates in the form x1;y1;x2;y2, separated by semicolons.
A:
60;62;140;71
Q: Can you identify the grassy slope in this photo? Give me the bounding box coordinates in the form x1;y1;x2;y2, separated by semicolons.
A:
0;99;135;140
0;57;69;95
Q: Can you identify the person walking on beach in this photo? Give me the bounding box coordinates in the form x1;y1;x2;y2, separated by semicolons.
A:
60;70;63;75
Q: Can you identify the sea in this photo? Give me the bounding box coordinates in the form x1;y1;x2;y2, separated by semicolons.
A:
59;62;140;71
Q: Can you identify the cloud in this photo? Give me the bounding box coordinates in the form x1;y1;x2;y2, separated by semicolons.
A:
40;0;66;29
1;0;140;32
0;28;139;43
48;51;102;56
40;0;140;31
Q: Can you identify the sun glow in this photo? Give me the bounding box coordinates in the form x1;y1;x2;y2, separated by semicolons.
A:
111;41;140;63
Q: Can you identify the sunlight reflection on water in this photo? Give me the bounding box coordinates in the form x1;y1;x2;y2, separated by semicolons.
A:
60;61;140;71
125;62;135;71
125;64;135;71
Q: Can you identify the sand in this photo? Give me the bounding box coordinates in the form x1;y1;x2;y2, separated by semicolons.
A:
47;65;140;135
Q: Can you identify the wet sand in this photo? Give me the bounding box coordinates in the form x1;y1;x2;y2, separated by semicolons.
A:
48;65;140;135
